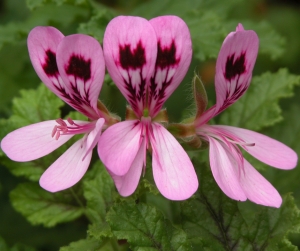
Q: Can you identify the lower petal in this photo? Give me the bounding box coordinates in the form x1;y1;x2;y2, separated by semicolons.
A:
208;137;247;201
151;123;198;200
98;120;142;176
213;125;297;170
110;139;146;197
83;118;105;160
240;159;282;208
1;121;73;162
39;138;92;192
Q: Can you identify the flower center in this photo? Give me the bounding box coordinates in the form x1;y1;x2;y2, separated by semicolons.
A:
52;118;95;140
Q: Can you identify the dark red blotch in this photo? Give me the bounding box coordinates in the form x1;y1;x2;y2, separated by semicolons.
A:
155;40;179;68
224;52;246;81
42;50;59;76
119;41;146;70
66;55;91;81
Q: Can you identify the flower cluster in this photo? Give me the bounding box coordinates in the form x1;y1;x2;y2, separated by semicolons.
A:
1;16;297;207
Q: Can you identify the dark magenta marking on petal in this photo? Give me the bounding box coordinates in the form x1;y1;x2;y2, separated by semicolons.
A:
224;52;246;81
53;82;97;119
42;50;59;77
148;40;180;115
156;40;180;69
123;73;146;112
119;41;146;70
66;54;91;81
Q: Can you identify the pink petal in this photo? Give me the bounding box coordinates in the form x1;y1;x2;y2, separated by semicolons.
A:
56;34;105;120
39;139;92;192
109;138;146;197
83;118;105;160
214;24;259;115
151;123;198;200
103;16;157;117
1;121;73;162
212;125;298;170
208;137;247;201
148;16;192;117
240;159;282;208
97;120;143;176
27;27;66;99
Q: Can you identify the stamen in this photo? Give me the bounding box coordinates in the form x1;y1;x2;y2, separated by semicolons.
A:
67;117;75;125
52;125;58;138
51;118;95;140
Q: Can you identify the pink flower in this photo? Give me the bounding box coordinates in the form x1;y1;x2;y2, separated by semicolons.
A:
194;24;297;207
1;27;117;192
97;16;198;200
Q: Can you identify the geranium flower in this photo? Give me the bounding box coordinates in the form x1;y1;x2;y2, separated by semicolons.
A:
192;24;297;207
1;27;118;192
97;15;198;200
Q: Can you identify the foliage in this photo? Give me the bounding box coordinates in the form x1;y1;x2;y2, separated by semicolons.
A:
0;0;300;250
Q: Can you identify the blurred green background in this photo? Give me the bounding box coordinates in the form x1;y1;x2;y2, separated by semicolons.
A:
0;0;300;250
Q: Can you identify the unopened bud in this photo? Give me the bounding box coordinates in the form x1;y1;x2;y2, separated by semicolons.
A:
193;73;208;119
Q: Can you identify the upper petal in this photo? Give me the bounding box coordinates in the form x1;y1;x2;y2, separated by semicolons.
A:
28;26;65;97
56;34;105;120
151;123;198;200
97;120;143;176
39;138;92;192
214;23;259;114
148;16;192;117
208;137;247;201
1;121;73;162
212;125;298;170
103;16;157;117
240;159;282;208
109;138;146;197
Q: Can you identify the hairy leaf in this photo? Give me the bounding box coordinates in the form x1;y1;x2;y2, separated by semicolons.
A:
78;10;115;43
219;68;300;130
226;20;285;60
107;201;192;251
10;84;64;128
181;159;300;250
0;235;36;251
0;84;67;181
10;183;84;227
26;0;89;10
59;238;102;251
83;161;115;223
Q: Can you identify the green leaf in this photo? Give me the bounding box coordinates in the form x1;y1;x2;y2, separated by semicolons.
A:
0;84;67;181
10;84;64;128
78;10;116;43
10;183;84;227
226;20;285;60
60;236;128;251
0;235;36;251
0;3;89;51
187;10;225;61
181;159;300;250
83;161;115;223
107;201;192;251
26;0;89;10
0;236;9;251
59;238;102;251
219;68;300;130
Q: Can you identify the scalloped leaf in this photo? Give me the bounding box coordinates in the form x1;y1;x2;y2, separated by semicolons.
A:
181;159;300;250
10;183;84;227
106;201;192;251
